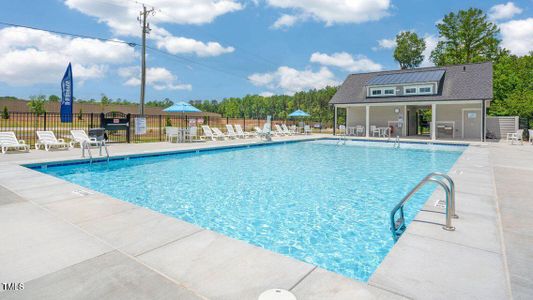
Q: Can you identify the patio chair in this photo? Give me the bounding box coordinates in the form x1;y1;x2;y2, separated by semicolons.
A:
234;124;254;138
370;125;380;137
356;125;365;136
165;127;180;143
0;132;30;154
281;124;293;135
508;129;524;145
185;126;197;142
225;124;239;139
212;127;229;140
289;125;299;135
304;125;312;135
338;125;346;136
274;124;286;136
36;131;69;151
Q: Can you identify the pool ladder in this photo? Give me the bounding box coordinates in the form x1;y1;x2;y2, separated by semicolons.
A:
82;140;109;164
393;136;400;148
390;172;457;242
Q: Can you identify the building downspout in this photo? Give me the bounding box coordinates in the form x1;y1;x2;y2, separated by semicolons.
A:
482;100;486;142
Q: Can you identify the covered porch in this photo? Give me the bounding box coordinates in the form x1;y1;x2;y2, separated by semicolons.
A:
335;100;486;142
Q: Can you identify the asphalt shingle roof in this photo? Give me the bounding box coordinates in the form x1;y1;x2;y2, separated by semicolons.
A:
329;62;493;104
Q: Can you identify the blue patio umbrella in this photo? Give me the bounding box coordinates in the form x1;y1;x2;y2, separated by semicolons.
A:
288;109;310;117
163;101;202;127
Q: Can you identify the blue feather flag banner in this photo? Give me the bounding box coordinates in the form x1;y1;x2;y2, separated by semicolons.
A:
60;63;73;123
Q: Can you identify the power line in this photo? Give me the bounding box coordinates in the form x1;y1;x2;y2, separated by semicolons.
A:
0;21;137;47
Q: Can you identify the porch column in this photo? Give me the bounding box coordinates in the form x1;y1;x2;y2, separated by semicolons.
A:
431;103;437;141
333;105;337;136
365;105;370;137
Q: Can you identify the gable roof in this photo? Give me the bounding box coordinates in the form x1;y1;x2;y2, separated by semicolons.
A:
330;62;493;105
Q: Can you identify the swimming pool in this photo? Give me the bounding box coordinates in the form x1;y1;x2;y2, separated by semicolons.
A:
35;139;465;281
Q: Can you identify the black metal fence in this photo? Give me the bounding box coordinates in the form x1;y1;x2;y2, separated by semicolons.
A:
0;112;302;146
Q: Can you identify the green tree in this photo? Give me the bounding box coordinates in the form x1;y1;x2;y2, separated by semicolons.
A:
393;31;426;69
78;108;83;121
100;94;111;112
48;95;60;102
2;106;9;119
27;94;47;116
431;8;500;66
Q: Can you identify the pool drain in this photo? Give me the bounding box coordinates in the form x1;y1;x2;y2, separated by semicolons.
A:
258;289;296;300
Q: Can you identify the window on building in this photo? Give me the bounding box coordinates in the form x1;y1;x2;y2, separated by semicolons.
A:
371;89;382;96
405;87;417;94
384;89;395;95
419;86;432;94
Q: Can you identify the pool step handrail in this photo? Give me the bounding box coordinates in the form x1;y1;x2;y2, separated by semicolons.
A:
393;136;400;148
390;172;457;242
82;140;109;164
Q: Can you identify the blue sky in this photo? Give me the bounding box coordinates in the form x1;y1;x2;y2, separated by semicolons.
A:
0;0;531;102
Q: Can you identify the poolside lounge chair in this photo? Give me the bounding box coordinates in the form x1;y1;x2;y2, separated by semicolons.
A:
212;127;230;140
281;124;293;135
70;130;103;148
201;125;220;141
304;125;312;135
225;124;239;139
289;125;300;135
234;124;254;138
0;132;30;154
36;131;69;151
274;124;286;136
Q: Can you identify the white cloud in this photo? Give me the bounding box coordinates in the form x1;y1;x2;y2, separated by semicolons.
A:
272;14;301;29
249;66;338;95
376;38;396;50
64;0;237;57
267;0;391;28
310;52;382;72
500;18;533;56
421;34;438;67
489;2;522;20
118;66;192;91
156;36;234;57
0;27;134;86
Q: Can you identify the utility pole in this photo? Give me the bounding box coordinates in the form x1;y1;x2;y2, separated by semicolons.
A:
138;5;155;116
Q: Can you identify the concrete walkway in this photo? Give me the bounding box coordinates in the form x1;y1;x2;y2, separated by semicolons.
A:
0;136;525;299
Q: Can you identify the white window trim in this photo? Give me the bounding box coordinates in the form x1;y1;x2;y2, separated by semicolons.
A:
403;84;433;95
369;86;396;97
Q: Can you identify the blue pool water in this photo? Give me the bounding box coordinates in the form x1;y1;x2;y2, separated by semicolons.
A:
36;140;465;281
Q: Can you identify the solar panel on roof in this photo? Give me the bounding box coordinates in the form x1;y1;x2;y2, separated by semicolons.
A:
367;69;445;85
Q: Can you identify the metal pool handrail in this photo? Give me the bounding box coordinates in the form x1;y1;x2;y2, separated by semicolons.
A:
390;172;457;241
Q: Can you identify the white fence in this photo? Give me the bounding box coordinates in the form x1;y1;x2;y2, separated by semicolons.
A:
487;116;518;139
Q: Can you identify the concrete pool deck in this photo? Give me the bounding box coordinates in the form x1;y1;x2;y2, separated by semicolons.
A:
0;135;530;299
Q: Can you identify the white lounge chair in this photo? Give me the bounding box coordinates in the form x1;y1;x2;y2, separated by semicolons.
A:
281;124;293;135
0;132;30;154
356;125;365;136
304;125;312;135
70;130;104;148
274;124;286;136
36;131;69;151
225;124;239;139
255;125;272;141
234;124;254;138
201;125;219;141
212;127;229;140
185;126;197;142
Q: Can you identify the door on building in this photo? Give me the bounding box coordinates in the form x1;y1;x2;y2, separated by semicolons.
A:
463;109;481;140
